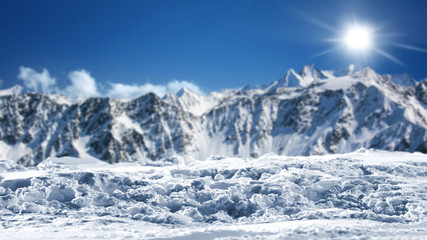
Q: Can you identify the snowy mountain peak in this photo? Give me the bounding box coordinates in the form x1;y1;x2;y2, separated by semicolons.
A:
266;65;327;90
284;68;304;87
350;67;382;83
176;86;200;98
0;65;426;166
266;68;304;90
333;64;364;77
383;73;417;87
163;86;219;116
352;66;373;77
245;64;372;91
416;78;427;106
299;64;326;82
348;63;363;73
0;85;25;96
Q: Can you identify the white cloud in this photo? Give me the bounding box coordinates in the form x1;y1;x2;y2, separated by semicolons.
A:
18;66;57;94
16;66;204;99
65;70;100;98
107;80;204;99
107;83;167;99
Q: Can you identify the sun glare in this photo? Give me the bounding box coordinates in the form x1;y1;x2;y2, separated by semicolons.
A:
344;25;372;51
302;10;427;65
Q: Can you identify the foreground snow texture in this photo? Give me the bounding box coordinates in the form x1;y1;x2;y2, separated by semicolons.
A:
1;150;427;239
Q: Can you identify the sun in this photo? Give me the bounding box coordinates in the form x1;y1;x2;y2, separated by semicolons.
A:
301;10;427;65
343;25;372;51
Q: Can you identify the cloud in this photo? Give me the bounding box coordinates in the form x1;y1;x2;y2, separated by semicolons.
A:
107;83;167;99
107;80;204;99
65;70;100;98
18;66;57;94
16;66;204;99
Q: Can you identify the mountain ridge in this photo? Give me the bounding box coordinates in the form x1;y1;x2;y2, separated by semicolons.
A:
1;65;426;165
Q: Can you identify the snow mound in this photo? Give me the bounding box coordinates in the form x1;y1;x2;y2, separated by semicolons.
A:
0;150;427;239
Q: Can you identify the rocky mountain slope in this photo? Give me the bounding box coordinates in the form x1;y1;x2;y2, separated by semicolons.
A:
0;65;426;165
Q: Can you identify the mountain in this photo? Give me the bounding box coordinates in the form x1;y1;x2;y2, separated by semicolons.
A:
0;85;25;96
163;87;221;116
383;73;417;87
330;64;364;77
416;78;427;106
299;64;327;83
1;65;426;165
248;64;325;90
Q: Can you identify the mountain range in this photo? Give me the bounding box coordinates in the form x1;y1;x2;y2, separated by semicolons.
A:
1;64;426;166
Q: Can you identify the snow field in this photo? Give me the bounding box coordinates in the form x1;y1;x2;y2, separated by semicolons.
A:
0;149;427;239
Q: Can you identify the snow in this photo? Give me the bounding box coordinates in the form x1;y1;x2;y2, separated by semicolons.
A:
1;150;427;239
266;69;306;89
0;85;24;96
331;64;364;77
164;87;222;116
318;75;359;90
0;142;33;161
384;73;417;87
2;64;426;166
47;94;78;106
113;114;144;138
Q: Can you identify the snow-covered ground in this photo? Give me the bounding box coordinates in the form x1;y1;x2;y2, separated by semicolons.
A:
1;150;427;239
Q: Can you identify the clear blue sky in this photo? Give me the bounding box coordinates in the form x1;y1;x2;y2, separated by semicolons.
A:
1;0;427;95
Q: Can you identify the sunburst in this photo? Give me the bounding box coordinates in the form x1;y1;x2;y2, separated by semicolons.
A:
343;24;373;52
296;10;427;66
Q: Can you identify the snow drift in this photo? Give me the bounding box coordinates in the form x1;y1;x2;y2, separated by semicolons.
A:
1;150;427;239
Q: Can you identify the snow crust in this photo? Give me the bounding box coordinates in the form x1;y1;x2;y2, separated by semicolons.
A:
1;150;427;239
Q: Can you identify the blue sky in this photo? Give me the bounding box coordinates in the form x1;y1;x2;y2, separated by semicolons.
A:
1;0;427;97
